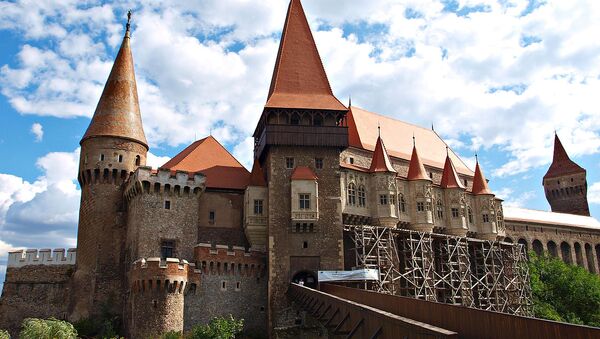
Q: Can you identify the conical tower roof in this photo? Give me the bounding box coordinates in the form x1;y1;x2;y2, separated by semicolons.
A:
471;159;493;195
249;159;267;186
407;143;431;181
369;135;396;173
265;0;346;111
543;133;585;179
81;16;148;148
441;152;464;189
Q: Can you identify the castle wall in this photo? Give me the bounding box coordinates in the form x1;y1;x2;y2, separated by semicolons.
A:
0;249;75;335
543;173;590;216
198;191;244;229
266;146;344;329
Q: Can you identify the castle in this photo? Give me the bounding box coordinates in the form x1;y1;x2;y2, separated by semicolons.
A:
1;1;599;338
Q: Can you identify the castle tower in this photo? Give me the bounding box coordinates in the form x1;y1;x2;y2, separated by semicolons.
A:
471;159;499;240
244;160;268;251
72;13;148;319
369;132;398;227
252;0;348;331
440;151;468;236
407;141;434;232
543;133;590;216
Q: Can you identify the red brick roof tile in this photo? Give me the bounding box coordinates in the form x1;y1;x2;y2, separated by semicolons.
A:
471;160;493;195
369;136;396;173
291;166;318;180
440;153;465;189
407;145;431;181
543;133;585;179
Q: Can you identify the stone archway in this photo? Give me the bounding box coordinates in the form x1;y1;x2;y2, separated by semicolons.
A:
560;242;572;264
574;242;584;267
585;243;596;273
532;239;543;256
547;241;558;257
292;270;318;289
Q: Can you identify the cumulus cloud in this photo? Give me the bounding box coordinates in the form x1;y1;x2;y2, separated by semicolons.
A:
146;152;171;169
496;187;536;207
30;122;43;142
588;182;600;205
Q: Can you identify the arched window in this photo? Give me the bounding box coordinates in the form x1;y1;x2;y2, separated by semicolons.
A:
399;194;406;213
358;185;366;207
347;183;356;206
436;200;443;219
290;113;300;125
313;115;323;126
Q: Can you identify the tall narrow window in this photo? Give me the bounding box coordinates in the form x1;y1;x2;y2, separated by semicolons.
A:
390;195;396;205
135;155;141;166
315;158;323;169
161;240;175;259
209;210;215;224
379;194;388;205
347;183;356;206
118;154;123;163
100;154;105;161
299;194;310;209
436;200;443;218
254;200;263;215
468;207;473;224
358;185;366;207
399;195;406;213
285;157;295;169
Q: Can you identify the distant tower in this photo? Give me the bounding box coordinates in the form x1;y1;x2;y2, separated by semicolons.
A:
543;133;589;216
71;12;148;319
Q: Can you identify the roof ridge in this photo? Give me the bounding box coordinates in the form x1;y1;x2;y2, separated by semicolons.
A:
207;135;249;171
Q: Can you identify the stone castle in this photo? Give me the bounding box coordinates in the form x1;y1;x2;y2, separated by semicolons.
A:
1;0;599;338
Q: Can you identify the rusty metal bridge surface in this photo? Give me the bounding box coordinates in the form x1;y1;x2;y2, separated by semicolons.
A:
289;283;600;339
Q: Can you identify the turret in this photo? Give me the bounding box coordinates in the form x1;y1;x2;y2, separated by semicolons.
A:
543;133;589;216
471;157;501;240
407;139;434;232
71;11;148;320
369;132;398;227
440;150;468;236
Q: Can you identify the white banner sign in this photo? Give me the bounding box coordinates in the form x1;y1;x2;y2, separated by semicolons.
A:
318;269;380;282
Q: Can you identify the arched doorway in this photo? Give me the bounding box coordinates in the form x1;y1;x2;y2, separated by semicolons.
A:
560;242;572;264
532;239;543;256
547;241;558;257
292;270;318;289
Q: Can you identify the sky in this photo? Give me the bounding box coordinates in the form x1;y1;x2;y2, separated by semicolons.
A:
1;0;600;290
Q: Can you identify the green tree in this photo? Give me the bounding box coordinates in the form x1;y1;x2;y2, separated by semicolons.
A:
529;252;600;326
19;318;78;339
0;329;9;339
186;315;244;339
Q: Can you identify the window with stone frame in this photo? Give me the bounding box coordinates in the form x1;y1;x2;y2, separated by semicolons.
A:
451;207;460;218
299;194;310;209
436;200;443;218
160;240;175;259
399;194;406;213
390;194;396;205
379;194;388;205
468;207;473;224
347;183;356;206
358;185;366;207
417;201;425;212
285;157;295;169
482;213;490;223
254;199;263;215
209;210;215;224
315;157;323;169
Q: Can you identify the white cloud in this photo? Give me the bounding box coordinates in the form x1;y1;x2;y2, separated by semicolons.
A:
496;187;536;207
232;137;254;170
30;122;43;142
588;182;600;205
146;152;171;169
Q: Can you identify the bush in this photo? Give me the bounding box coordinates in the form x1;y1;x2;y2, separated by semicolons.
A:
161;330;183;339
19;318;77;339
0;329;9;339
186;315;244;339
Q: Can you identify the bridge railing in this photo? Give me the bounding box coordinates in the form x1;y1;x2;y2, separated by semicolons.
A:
288;283;458;338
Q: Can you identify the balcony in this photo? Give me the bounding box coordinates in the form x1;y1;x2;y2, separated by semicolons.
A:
292;211;319;221
255;124;348;158
247;216;268;225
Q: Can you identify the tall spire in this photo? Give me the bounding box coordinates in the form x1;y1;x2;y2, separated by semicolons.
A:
441;152;464;189
407;141;430;181
543;133;585;179
471;158;493;195
81;10;148;148
265;0;346;111
369;135;396;173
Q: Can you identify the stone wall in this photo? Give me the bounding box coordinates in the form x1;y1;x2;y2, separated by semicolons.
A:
0;264;74;335
198;191;244;229
543;172;590;216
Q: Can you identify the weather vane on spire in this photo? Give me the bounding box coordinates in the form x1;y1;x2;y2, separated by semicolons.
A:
126;10;132;34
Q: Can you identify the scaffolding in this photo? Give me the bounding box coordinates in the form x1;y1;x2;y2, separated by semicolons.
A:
343;225;533;316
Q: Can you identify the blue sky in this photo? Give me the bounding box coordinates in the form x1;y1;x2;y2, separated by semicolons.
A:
1;0;600;290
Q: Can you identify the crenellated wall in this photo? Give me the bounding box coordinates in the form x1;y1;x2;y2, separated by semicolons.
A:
7;248;76;268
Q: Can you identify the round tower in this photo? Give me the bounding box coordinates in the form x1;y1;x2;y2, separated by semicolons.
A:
129;258;198;339
71;13;148;319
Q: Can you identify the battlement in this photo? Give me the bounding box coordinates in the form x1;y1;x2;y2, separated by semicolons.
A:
130;257;201;294
194;243;266;277
125;167;206;201
7;248;76;268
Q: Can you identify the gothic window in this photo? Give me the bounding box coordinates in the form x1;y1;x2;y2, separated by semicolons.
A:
451;208;459;218
285;157;294;169
209;210;215;224
436;200;443;219
358;185;366;207
379;194;388;205
254;200;263;215
482;213;490;223
315;158;323;169
299;194;310;209
160;240;175;259
468;207;473;224
417;201;425;212
399;195;406;213
347;183;356;206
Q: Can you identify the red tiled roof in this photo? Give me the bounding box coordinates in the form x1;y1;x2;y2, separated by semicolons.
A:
340;162;370;172
440;153;465;189
249;159;267;186
369;136;396;173
81;30;148;148
161;136;250;190
291;166;318;180
348;106;473;176
407;145;431;181
265;0;346;111
471;161;493;195
543;134;585;179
